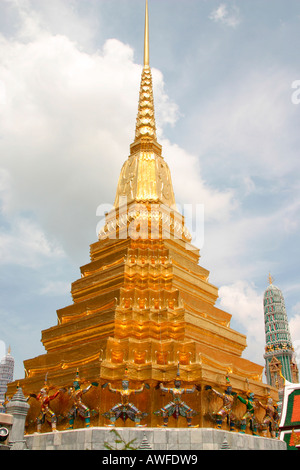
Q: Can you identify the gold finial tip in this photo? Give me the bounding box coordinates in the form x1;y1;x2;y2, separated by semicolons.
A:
144;0;149;66
268;273;274;285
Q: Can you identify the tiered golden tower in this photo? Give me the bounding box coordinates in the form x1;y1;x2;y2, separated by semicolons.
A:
8;1;277;430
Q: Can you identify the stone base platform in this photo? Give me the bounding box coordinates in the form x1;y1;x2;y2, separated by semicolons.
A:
24;427;286;451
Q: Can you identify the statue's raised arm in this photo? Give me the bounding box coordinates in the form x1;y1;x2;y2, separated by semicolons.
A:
159;382;170;393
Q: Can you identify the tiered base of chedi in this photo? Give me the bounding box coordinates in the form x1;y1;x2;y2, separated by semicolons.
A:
7;204;279;437
7;1;279;439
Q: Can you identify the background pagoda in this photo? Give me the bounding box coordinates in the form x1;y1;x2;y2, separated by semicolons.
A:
0;347;14;412
7;1;277;430
264;275;299;389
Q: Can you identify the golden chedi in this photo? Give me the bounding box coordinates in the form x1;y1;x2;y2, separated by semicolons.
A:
7;0;277;432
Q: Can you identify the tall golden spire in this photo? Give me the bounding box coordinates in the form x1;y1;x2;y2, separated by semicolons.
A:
113;0;177;210
144;0;149;67
134;0;157;143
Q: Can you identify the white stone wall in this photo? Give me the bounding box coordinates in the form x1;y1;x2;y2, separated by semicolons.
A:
24;427;287;451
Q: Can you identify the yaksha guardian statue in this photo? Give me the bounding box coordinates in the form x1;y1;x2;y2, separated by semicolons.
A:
205;376;236;431
258;396;278;438
30;375;60;433
67;370;98;429
102;369;149;427
154;365;197;427
237;390;258;435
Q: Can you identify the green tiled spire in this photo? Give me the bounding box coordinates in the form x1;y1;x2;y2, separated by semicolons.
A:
263;276;298;386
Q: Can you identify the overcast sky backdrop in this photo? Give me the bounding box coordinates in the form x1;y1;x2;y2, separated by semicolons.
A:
0;0;300;381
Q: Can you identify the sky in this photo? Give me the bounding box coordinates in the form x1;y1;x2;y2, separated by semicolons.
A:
0;0;300;382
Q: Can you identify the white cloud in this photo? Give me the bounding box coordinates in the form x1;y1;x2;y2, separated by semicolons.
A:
0;5;181;262
162;139;237;222
30;0;99;49
209;3;241;28
3;0;42;41
218;280;265;365
0;167;65;267
2;0;97;48
200;207;284;288
218;280;300;372
185;63;300;287
0;1;238;266
0;169;12;214
0;216;65;268
152;69;179;133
